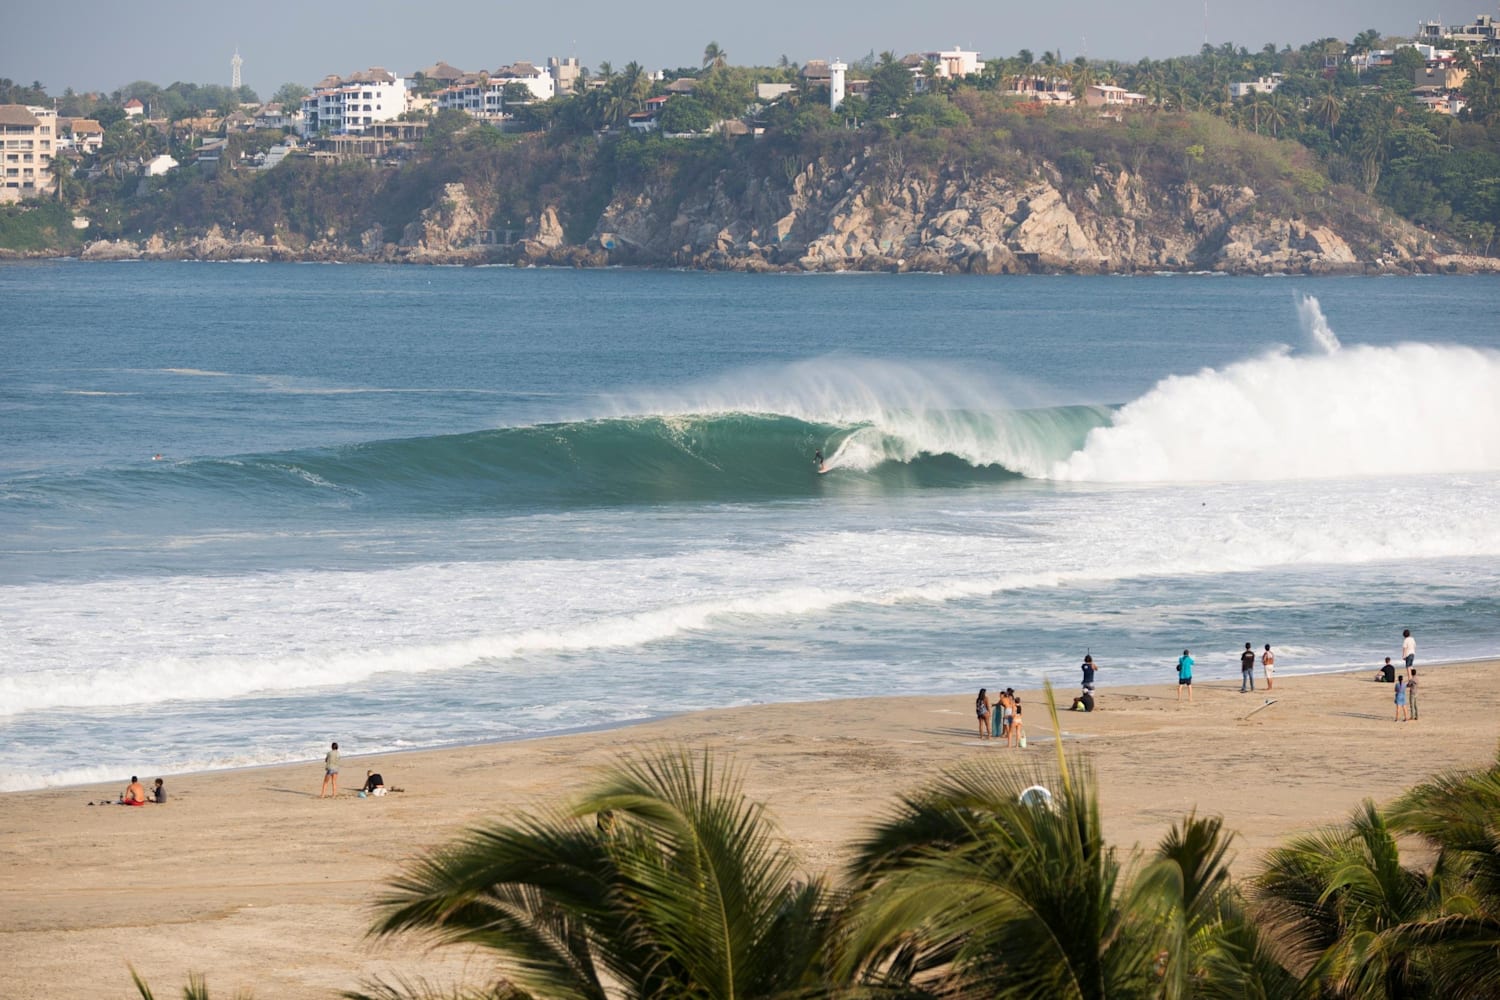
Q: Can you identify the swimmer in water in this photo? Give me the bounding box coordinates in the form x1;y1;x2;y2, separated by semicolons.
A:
152;454;163;461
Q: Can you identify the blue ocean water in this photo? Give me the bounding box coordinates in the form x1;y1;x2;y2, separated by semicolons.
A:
3;262;1499;791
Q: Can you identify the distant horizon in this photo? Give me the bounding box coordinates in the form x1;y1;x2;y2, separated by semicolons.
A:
1;0;1468;99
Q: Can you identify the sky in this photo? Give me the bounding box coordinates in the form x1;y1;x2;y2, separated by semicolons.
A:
1;1;1452;98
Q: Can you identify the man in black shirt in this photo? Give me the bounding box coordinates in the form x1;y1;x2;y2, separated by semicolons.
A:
1240;643;1256;692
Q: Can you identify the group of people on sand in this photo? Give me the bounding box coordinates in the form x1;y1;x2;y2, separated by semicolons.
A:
1376;629;1421;722
114;776;165;805
984;629;1416;740
975;687;1025;746
320;741;391;798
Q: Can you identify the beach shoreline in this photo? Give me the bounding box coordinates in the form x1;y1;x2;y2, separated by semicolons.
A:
7;658;1483;796
5;659;1496;999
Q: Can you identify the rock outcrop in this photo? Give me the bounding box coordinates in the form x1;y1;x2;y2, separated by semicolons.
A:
566;152;1441;274
67;144;1480;273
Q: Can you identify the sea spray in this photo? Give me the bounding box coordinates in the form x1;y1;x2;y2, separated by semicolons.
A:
1051;342;1500;482
1297;293;1342;355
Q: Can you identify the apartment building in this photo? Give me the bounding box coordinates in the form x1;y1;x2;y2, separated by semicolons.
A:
299;69;408;138
0;104;56;203
435;63;555;121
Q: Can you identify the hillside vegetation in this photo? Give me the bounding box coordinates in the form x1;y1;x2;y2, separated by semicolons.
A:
6;29;1499;269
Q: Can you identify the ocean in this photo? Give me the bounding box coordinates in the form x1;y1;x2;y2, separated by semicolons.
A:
3;262;1498;792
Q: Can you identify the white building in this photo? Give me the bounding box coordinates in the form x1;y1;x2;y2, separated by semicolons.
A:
1229;74;1282;99
143;153;178;177
830;60;847;110
436;63;555;122
299;69;408;138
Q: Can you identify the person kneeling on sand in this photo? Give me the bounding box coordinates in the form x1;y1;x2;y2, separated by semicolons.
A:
119;776;147;806
1070;689;1094;712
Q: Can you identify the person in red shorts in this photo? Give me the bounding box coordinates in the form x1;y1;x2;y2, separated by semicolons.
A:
119;776;147;806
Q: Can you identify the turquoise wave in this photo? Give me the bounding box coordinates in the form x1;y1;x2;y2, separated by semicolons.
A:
5;408;1113;514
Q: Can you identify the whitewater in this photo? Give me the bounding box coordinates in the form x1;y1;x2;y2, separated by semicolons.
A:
3;264;1498;791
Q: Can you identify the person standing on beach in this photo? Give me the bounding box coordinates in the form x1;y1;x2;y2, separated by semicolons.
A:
1394;674;1409;722
320;742;341;798
1240;643;1256;693
1081;654;1098;694
976;690;992;741
1406;668;1419;720
1176;649;1194;702
1261;644;1276;691
1402;629;1416;670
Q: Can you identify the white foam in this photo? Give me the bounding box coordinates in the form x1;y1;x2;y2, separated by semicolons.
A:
1051;342;1500;482
1297;293;1342;354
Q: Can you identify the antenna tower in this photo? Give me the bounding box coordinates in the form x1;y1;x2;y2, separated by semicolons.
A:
232;48;243;90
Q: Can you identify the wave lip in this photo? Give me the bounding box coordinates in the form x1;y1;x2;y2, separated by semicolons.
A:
1051;342;1500;483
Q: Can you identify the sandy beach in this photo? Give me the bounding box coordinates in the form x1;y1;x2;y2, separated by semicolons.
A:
5;661;1496;999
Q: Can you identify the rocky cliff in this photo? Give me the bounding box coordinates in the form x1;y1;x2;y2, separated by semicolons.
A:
70;146;1500;275
560;151;1467;275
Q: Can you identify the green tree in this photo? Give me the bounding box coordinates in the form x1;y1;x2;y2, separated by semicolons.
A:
837;696;1291;999
363;750;835;999
1253;801;1436;998
1385;756;1500;997
702;41;727;71
867;51;913;118
270;82;308;108
658;96;713;134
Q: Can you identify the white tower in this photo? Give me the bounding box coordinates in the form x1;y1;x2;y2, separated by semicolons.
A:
231;48;243;90
830;59;847;111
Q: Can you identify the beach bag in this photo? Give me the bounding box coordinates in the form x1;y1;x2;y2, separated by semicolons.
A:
1019;735;1027;749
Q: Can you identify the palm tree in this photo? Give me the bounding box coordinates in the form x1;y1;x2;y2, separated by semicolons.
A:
364;749;835;1000
1386;755;1500;998
1263;92;1290;138
702;41;727;72
1313;87;1343;136
835;689;1286;998
1252;800;1438;998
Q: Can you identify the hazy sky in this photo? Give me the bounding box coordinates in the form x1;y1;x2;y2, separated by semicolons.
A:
3;0;1443;97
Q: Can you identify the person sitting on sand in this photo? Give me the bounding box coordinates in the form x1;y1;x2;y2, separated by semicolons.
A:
151;778;166;804
363;770;385;795
976;689;992;740
120;776;147;806
1377;658;1396;683
1070;689;1095;712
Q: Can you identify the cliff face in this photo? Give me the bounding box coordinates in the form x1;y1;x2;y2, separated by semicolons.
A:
70;144;1500;274
568;151;1451;274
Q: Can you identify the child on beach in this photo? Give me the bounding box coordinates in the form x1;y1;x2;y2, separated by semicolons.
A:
151;778;165;803
1394;675;1409;722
